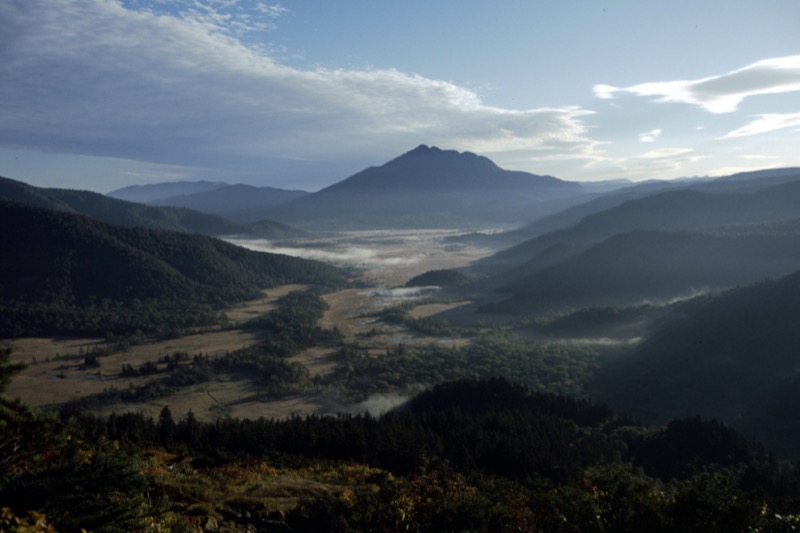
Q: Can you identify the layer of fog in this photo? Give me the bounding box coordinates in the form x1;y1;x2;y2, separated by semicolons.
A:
367;287;439;298
319;392;416;417
554;337;643;348
641;286;713;306
225;237;424;267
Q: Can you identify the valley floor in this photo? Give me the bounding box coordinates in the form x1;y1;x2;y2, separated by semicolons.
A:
3;230;497;421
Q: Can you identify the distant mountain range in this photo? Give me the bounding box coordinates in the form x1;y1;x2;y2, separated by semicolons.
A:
107;180;229;203
0;176;301;239
116;148;788;234
102;145;597;230
109;182;310;223
466;167;800;255
480;175;800;273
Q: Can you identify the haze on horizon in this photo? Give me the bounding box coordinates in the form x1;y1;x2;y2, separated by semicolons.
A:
2;0;799;192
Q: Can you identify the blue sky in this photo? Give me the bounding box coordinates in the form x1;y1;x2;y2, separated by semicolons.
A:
1;0;799;192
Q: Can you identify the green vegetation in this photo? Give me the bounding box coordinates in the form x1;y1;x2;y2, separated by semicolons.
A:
593;268;800;458
327;339;598;401
0;346;24;395
0;200;348;337
0;398;158;532
61;289;342;409
374;303;462;337
4;379;800;531
404;268;472;287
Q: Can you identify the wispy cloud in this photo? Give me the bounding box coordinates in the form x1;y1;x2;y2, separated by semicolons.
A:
639;128;662;143
638;147;694;160
0;0;599;180
722;112;800;138
594;55;800;113
607;147;708;177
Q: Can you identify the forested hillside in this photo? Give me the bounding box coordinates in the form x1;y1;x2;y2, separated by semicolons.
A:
0;200;347;337
593;268;800;458
489;220;800;313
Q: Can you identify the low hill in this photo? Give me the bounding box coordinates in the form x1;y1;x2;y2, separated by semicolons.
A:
0;176;301;238
0;200;347;337
107;180;228;203
268;145;589;229
404;269;472;288
592;267;800;457
148;184;309;222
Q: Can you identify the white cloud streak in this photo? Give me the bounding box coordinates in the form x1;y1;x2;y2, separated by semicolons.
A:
0;0;599;181
722;112;800;138
594;55;800;113
639;128;662;143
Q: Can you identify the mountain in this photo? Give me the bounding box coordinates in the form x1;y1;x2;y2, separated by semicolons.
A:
523;167;800;242
0;176;301;239
149;183;309;222
107;180;229;203
467;168;800;263
592;267;800;457
488;220;800;314
0;200;347;337
481;178;800;272
268;145;589;229
698;166;800;191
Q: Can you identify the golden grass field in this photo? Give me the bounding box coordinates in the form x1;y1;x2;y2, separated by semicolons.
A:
3;230;495;421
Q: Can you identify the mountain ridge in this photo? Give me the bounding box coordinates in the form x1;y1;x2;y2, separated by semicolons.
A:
149;183;310;223
107;180;229;203
0;176;301;239
482;178;800;271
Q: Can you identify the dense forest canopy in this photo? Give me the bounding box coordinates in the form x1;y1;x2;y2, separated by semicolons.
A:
0;200;348;337
3;379;800;531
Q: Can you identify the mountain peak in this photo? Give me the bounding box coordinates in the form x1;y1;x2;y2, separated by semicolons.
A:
390;144;491;168
409;144;435;153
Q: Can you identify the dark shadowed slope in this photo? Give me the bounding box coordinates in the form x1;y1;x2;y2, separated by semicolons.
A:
520;168;800;241
482;179;800;271
488;220;800;314
592;267;800;458
0;200;347;337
